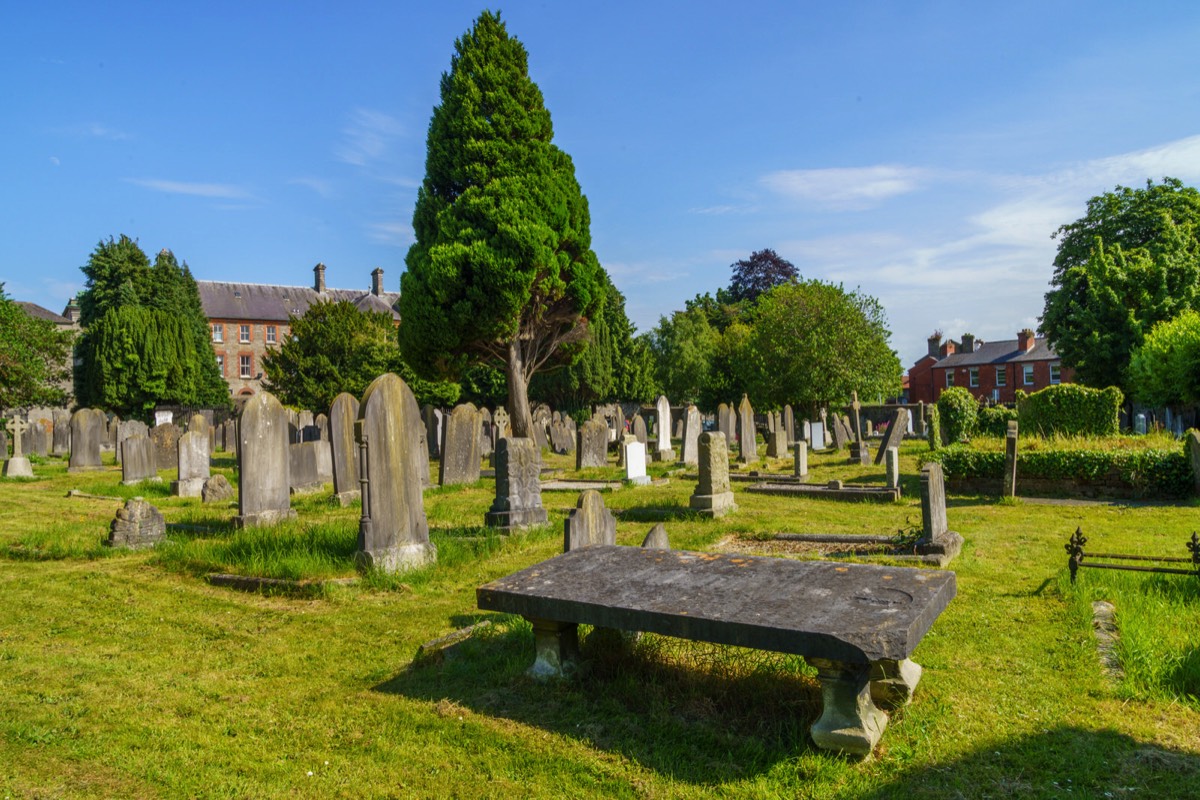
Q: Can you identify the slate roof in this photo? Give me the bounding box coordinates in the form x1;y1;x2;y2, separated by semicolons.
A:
936;337;1059;367
196;281;400;322
16;301;71;325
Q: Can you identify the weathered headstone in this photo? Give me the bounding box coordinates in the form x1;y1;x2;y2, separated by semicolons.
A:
653;395;675;462
329;392;361;506
234;391;296;528
848;393;871;464
115;419;148;466
121;434;160;485
641;523;670;549
485;437;548;530
576;417;609;469
315;413;329;441
479;407;494;458
2;417;34;477
1134;413;1147;435
624;437;650;485
737;395;757;465
793;440;809;479
679;404;701;466
874;408;909;466
917;463;963;563
289;440;332;494
717;403;735;446
202;474;234;504
690;432;737;518
68;408;105;472
106;497;165;549
1003;420;1019;498
422;404;442;459
632;414;649;446
783;405;795;445
563;489;617;551
150;423;181;470
765;416;787;459
439;403;483;486
830;413;848;451
171;430;210;497
52;408;71;456
25;408;53;457
356;373;434;572
885;447;900;491
493;407;511;441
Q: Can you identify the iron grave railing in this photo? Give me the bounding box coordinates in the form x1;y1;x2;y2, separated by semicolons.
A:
1066;527;1200;583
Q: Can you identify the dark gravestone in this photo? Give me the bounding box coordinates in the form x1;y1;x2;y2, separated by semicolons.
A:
150;424;181;470
874;408;909;466
632;415;649;446
917;463;963;565
1003;420;1019;498
479;407;494;458
690;432;736;518
68;408;105;472
357;373;434;572
422;404;442;459
121;435;160;485
679;404;701;467
116;420;148;466
485;437;548;530
172;430;210;497
576;417;609;469
106;497;165;549
329;392;361;505
202;474;235;504
300;425;322;443
737;395;757;464
235;391;296;528
439;403;483;486
782;405;795;445
52;408;71;456
289;441;331;494
563;489;617;551
830;414;848;452
766;417;787;459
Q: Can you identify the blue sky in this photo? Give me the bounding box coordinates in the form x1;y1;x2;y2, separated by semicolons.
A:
5;1;1200;368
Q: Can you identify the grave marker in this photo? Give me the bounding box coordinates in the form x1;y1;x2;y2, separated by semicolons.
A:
485;437;548;530
68;408;105;472
440;403;483;486
690;432;736;518
874;408;909;465
234;391;296;528
1003;420;1019;498
329;392;361;506
121;434;160;485
737;395;757;465
679;404;701;466
563;489;617;551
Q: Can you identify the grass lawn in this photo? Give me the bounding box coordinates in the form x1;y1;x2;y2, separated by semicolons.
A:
1;439;1198;798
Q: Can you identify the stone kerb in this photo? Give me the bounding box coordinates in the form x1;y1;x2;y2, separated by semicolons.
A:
234;391;297;528
485;437;548;530
68;408;105;472
440;403;483;486
121;435;160;486
690;431;737;518
563;489;617;551
356;373;435;573
329;392;361;506
172;430;211;497
678;405;701;467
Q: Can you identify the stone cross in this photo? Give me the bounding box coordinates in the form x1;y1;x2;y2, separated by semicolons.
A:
850;391;863;442
6;417;28;458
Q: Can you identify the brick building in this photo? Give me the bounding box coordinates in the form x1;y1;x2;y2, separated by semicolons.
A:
197;264;399;399
908;329;1073;405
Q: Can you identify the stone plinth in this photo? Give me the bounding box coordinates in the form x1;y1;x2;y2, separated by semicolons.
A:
2;457;34;478
690;431;736;518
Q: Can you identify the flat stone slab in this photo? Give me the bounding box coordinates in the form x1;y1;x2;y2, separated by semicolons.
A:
744;482;900;503
478;545;955;664
540;479;623;491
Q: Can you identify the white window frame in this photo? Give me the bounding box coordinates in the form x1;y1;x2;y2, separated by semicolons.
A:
969;367;979;388
239;324;251;344
1050;363;1061;384
266;325;277;344
1023;364;1035;385
212;323;223;343
215;354;224;375
945;371;954;388
995;367;1007;387
239;354;252;379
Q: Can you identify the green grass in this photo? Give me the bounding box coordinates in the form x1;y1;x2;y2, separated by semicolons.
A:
0;440;1198;797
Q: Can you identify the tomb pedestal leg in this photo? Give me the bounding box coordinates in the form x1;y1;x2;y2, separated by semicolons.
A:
869;658;922;709
527;619;579;680
809;658;888;757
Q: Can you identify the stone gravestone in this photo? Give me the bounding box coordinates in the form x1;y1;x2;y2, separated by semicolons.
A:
624;437;650;485
356;373;435;572
121;435;160;486
329;392;361;506
479;407;494;458
632;415;649;446
653;395;676;462
297;410;314;433
563;489;617;551
106;414;120;453
737;395;757;465
809;420;826;450
222;419;238;455
289;441;332;494
1134;413;1147;435
717;403;735;446
678;404;701;467
150;423;181;470
52;408;71;456
917;463;963;564
493;407;511;441
765;415;787;459
422;404;442;459
549;419;572;455
25;408;53;457
116;420;148;466
690;432;737;518
234;391;297;528
189;412;209;438
642;523;670;549
106;498;165;550
576;417;609;469
830;413;848;451
439;403;483;487
3;417;34;477
1003;420;1019;498
885;447;900;491
172;430;210;497
848;392;870;464
874;408;909;466
484;437;548;530
673;417;684;439
68;408;105;472
782;405;795;445
315;413;329;441
793;440;809;479
202;475;234;504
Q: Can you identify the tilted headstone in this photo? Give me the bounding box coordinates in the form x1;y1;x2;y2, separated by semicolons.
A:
234;391;296;528
1003;420;1019;498
106;497;165;549
576;417;609;469
653;395;675;462
916;463;962;562
439;403;483;486
874;408;909;465
690;431;736;518
289;440;332;494
679;404;701;466
793;440;809;478
329;392;361;505
356;373;434;572
632;415;649;446
150;423;181;470
563;489;617;551
737;395;757;464
484;437;547;530
885;447;900;491
830;413;848;451
171;430;210;497
121;435;160;485
623;437;650;485
202;474;234;504
68;408;105;472
52;409;71;456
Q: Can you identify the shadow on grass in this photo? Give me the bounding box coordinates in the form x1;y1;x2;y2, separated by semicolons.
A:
376;617;822;784
613;501;699;523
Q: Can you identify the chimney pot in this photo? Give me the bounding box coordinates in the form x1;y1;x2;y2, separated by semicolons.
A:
372;267;385;297
927;332;943;359
314;263;327;293
1017;329;1035;352
961;333;975;354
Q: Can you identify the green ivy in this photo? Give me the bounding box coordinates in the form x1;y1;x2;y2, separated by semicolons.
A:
926;405;941;451
937;386;978;442
1018;384;1122;436
977;406;1019;437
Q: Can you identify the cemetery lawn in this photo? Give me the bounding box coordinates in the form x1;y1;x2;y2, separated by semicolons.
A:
1;443;1199;798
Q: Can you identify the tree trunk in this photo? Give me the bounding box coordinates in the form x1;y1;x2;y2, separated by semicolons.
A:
506;340;535;439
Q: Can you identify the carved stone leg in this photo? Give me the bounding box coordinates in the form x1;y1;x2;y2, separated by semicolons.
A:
527;619;579;680
809;658;888;757
869;658;922;709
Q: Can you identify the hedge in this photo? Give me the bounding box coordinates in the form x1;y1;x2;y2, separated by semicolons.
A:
937;387;977;442
977;406;1019;437
1017;384;1122;437
926;405;941;451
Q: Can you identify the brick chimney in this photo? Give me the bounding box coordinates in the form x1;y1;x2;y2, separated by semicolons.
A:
371;267;385;297
941;340;957;357
313;263;327;293
961;333;975;354
927;332;942;359
1017;328;1035;352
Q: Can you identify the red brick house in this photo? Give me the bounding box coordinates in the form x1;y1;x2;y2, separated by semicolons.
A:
908;330;1073;405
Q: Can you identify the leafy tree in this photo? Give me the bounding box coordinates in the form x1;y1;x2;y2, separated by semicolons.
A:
263;301;459;412
1128;310;1200;408
399;11;605;437
648;307;720;403
77;235;152;327
1042;178;1200;397
726;248;798;303
937;386;978;443
699;321;755;411
0;284;75;410
685;291;746;334
744;280;901;412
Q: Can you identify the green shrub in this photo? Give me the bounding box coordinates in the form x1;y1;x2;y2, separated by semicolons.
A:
937;387;978;442
977;405;1019;437
926;405;941;451
1018;383;1122;437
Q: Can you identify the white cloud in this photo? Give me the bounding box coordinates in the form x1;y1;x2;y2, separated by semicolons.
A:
125;178;253;200
336;108;404;167
367;221;413;246
760;165;927;209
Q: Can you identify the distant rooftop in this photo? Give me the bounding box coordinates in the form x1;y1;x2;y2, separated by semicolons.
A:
16;301;72;325
936;337;1059;367
197;281;400;322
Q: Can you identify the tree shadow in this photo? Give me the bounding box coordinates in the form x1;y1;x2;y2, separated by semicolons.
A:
613;501;698;523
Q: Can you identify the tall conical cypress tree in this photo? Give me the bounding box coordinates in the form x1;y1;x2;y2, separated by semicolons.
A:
399;11;605;437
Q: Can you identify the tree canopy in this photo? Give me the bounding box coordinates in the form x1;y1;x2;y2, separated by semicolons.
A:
1041;178;1200;397
726;248;798;303
0;284;75;411
1128;310;1200;408
399;11;605;437
647;307;720;404
263;301;459;412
